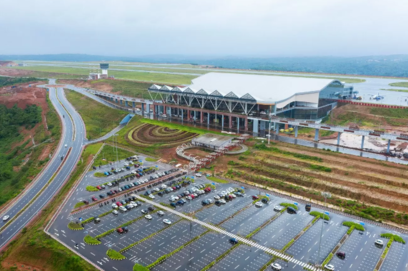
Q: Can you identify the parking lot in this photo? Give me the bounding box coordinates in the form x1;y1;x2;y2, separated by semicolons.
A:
329;229;386;271
208;245;272;271
48;152;408;271
286;214;348;264
252;208;314;250
381;241;408;271
220;199;282;236
153;232;233;271
124;220;207;266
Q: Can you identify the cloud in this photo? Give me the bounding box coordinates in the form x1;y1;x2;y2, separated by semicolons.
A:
0;0;407;56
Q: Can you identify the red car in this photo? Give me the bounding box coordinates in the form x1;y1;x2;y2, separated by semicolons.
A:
204;187;211;193
96;185;102;190
92;197;98;201
116;202;122;206
252;195;259;200
117;228;124;233
83;200;89;204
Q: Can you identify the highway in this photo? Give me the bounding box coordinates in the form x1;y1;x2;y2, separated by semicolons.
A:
0;79;86;250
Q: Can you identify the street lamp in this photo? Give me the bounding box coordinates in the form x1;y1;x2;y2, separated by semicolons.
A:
317;192;331;266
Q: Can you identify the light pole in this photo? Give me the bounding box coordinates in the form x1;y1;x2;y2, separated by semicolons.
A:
317;192;331;266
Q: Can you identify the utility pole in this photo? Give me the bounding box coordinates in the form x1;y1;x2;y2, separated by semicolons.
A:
317;192;331;266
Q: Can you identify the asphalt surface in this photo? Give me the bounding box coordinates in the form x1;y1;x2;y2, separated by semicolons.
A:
0;79;85;250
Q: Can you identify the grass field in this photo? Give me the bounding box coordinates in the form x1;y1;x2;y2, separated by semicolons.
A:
389;82;408;88
64;89;128;140
0;143;102;271
381;88;408;93
222;140;408;226
90;79;151;98
91;144;134;168
10;65;196;85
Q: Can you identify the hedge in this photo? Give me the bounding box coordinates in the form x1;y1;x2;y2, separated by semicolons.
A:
82;217;95;224
309;211;330;221
84;235;101;245
246;227;261;238
321;253;333;267
381;233;406;244
74;201;86;208
96;229;115;239
133;264;149;271
86;185;99;192
98;210;113;218
107;249;126;260
68;221;84;230
342;221;365;234
281;239;294;252
280;202;298;210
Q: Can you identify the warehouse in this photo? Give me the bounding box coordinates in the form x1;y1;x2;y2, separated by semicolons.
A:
147;72;354;136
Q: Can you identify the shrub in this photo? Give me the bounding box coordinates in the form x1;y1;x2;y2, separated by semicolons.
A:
68;221;84;231
74;201;85;208
321;253;333;267
106;249;126;260
343;221;365;234
82;217;94;224
145;157;158;162
133;264;149;271
96;229;114;239
309;211;330;220
86;185;99;192
84;235;101;245
281;239;294;251
280;202;298;210
98;210;113;218
381;233;405;244
309;164;332;172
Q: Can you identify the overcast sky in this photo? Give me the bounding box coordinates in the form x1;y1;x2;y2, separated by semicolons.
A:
1;0;407;57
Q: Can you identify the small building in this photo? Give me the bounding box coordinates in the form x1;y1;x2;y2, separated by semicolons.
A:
191;133;233;149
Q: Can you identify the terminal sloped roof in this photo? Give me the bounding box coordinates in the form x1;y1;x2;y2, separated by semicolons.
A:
188;72;335;104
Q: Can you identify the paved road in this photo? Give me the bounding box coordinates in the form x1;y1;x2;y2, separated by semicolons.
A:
0;79;86;250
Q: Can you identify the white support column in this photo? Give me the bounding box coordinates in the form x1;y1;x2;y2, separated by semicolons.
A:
361;135;365;149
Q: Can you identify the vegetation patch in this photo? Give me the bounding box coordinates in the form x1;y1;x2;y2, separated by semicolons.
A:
281;239;295;252
381;233;405;244
74;201;85;208
92;143;135;168
86;185;99;192
280;202;298;210
145;157;158;162
253;144;322;162
389;82;408;88
309;211;330;220
68;221;84;231
65;89;128;140
309;164;332;172
207;176;229;184
93;172;106;177
106;248;126;260
133;263;149;271
321;252;333;267
342;221;365;234
84;235;101;245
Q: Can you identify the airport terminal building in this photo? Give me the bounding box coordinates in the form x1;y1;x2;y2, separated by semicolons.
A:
146;72;354;135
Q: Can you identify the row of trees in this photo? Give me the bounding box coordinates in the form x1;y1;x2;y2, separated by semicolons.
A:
0;104;42;139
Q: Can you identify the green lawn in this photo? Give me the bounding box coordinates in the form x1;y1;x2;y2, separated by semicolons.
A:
381;88;408;93
207;176;229;184
92;144;135;168
64;89;128;140
389;82;408;88
91;79;151;98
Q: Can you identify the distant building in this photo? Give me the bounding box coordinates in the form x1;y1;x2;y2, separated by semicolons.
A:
0;61;16;67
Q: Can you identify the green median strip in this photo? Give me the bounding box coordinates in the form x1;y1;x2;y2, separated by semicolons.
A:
86;185;99;192
200;244;239;271
321;252;333;267
309;211;330;221
68;221;84;230
281;239;295;252
280;202;298;210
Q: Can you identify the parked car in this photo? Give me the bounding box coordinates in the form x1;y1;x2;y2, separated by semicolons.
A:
274;205;283;212
3;215;10;221
163;219;172;225
141;209;148;214
92;197;98;201
287;207;297;214
94;218;101;224
375;239;384;247
336;251;346;259
271;263;282;270
145;214;152;220
83;200;89;204
112;210;119;215
157;211;165;216
117;228;124;233
252;195;259;200
305;204;312;212
255;202;263;208
229;238;238;244
324;264;335;271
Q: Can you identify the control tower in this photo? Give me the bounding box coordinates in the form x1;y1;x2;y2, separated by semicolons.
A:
100;63;109;76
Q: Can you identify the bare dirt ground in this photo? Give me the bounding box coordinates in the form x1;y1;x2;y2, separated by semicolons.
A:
0;68;36;77
59;79;114;93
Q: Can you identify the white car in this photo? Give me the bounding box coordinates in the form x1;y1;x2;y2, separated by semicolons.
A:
157;211;165;216
112;210;119;215
65;144;67;148
324;264;335;271
219;199;226;204
112;204;118;209
255;202;263;207
153;188;160;192
195;173;202;177
3;215;10;221
271;263;282;270
274;206;284;212
163;219;172;225
149;194;155;199
145;214;152;220
375;239;384;246
214;195;220;200
161;184;167;189
107;182;112;187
